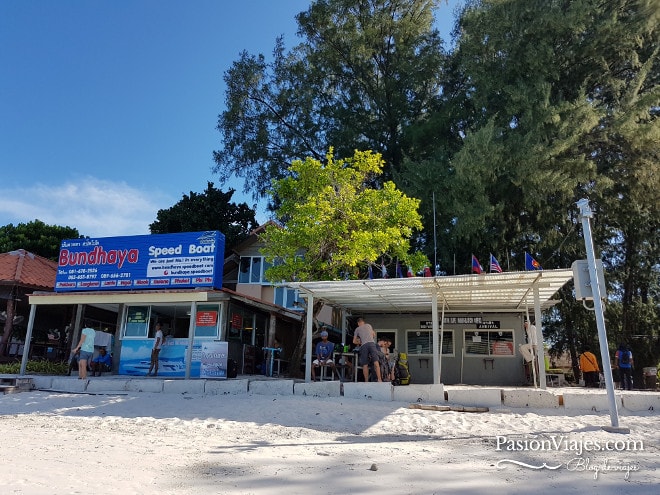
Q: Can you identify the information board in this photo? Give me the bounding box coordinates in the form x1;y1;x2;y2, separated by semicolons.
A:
55;231;225;291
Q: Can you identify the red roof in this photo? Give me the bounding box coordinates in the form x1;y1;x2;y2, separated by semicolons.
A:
0;249;57;290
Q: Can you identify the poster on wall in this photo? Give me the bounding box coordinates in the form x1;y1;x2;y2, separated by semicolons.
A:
118;339;229;379
199;341;229;379
55;231;225;291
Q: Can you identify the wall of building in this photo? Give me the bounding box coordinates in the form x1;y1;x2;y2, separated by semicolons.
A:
364;312;527;386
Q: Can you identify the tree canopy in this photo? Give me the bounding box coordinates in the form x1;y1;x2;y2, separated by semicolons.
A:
214;0;445;200
214;0;659;370
0;220;81;261
260;148;427;283
149;182;259;254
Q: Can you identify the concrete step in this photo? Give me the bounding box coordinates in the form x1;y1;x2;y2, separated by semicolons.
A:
0;384;20;394
0;377;34;393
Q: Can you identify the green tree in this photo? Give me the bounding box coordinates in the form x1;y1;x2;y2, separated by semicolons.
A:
213;0;445;200
149;183;259;254
261;148;427;376
0;220;81;260
418;0;659;368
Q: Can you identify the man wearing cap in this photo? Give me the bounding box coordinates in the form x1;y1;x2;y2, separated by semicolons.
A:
312;329;339;381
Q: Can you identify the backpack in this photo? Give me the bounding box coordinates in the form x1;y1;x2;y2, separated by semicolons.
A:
394;352;411;386
619;350;630;366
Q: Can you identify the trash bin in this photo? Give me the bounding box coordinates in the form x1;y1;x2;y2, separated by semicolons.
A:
643;367;657;390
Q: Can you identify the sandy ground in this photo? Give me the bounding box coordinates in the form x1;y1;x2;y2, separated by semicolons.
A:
1;390;658;494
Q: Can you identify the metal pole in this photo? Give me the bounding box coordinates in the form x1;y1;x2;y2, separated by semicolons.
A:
304;295;314;382
431;293;439;384
185;301;197;379
577;199;622;430
19;304;37;375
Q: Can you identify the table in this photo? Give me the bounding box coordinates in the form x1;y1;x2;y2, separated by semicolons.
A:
333;351;359;382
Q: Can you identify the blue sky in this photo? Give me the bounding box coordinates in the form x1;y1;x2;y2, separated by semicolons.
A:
1;0;460;238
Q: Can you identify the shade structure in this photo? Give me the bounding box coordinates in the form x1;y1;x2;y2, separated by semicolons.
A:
287;269;573;314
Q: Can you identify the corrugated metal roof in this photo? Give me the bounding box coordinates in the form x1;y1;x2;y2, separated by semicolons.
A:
287;269;573;314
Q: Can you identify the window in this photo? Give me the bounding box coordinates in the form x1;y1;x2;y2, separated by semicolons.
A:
124;306;150;337
238;256;272;284
194;304;221;338
463;330;514;356
122;304;192;339
274;287;301;310
406;330;454;355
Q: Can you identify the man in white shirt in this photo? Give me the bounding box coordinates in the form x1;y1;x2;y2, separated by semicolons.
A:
147;323;164;376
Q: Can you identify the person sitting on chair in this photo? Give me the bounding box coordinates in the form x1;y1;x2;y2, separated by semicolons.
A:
91;348;112;376
312;330;339;381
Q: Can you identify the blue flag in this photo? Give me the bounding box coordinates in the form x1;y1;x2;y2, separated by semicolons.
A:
368;265;373;279
525;252;542;271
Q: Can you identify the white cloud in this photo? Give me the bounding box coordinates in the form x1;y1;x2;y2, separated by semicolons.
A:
0;177;173;237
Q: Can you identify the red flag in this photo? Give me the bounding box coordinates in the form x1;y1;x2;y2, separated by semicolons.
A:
472;255;483;274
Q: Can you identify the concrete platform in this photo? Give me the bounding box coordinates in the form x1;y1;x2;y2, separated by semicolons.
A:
621;392;660;412
392;384;444;403
502;389;560;409
446;387;502;408
5;373;659;414
342;382;392;401
294;380;341;397
561;391;624;411
248;379;294;395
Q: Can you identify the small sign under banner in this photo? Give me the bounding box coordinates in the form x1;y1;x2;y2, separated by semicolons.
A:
420;316;483;328
477;321;501;329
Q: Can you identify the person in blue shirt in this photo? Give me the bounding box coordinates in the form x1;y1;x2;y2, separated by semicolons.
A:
615;343;634;390
91;347;112;376
312;330;339;381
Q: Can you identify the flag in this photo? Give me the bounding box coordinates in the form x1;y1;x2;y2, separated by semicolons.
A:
471;255;483;274
381;263;389;278
396;261;404;278
525;252;542;271
489;254;503;273
407;266;414;277
368;265;373;279
423;266;432;277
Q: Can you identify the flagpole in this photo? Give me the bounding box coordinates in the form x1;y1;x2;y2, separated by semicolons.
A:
433;191;437;276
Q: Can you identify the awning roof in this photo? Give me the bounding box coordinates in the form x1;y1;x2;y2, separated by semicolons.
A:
287;269;574;314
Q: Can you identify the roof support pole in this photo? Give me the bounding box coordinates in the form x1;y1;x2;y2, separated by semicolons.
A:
439;299;446;383
304;294;314;382
19;304;37;375
184;301;197;379
533;287;546;390
431;292;439;384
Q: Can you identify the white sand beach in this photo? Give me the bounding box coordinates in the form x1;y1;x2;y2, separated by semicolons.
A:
1;384;658;495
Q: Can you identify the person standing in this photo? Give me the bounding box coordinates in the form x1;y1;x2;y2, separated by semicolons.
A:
579;345;600;388
615;343;634;390
148;323;163;376
353;317;382;382
72;320;95;380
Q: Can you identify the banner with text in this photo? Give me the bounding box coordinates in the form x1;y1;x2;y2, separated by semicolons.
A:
55;231;225;292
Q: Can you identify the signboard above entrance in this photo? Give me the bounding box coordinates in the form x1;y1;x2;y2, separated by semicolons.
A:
55;231;225;292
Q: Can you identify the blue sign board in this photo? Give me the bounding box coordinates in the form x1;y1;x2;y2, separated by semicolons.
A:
55;231;225;292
